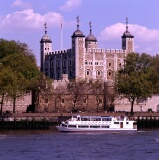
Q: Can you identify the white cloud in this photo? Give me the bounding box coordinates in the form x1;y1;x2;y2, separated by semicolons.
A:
0;9;62;30
98;23;159;55
60;0;81;11
11;0;32;9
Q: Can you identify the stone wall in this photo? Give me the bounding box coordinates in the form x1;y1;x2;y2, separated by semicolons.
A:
1;92;32;113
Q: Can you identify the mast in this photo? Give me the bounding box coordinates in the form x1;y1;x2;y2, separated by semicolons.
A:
60;15;63;50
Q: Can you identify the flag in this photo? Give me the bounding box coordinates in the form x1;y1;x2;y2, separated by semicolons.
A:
76;16;79;23
61;15;63;30
89;21;92;27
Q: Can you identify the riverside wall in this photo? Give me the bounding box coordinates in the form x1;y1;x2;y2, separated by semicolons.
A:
1;112;159;130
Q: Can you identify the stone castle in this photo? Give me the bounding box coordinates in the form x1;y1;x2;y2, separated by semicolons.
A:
38;17;159;113
40;17;134;82
2;18;159;113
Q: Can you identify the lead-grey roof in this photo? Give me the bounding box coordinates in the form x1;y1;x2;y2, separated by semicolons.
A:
72;29;85;37
40;34;52;43
122;30;134;38
85;33;97;42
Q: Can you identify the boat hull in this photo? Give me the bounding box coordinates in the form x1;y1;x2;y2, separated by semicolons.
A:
56;126;137;132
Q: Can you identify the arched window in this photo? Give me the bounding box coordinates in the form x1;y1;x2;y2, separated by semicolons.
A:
97;70;101;76
86;70;90;76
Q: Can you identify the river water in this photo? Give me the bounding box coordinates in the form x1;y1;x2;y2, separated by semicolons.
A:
0;128;159;160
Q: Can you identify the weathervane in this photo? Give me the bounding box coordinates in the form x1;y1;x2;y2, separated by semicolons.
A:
76;16;79;29
89;21;92;34
44;22;47;34
126;17;128;31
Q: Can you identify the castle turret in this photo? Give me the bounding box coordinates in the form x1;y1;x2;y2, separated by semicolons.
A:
71;16;85;81
122;18;134;53
40;23;52;73
85;21;98;49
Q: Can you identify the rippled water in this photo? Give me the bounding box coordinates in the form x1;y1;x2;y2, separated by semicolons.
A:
0;128;159;160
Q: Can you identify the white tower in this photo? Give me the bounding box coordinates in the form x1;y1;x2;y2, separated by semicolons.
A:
122;18;134;53
71;16;85;81
40;23;52;73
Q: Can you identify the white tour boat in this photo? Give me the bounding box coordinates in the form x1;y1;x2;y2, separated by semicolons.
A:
56;115;137;132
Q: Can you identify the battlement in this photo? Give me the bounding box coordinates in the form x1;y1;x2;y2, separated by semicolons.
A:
86;48;126;54
45;49;72;55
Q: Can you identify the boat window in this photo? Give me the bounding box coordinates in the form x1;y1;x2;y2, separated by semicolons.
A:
101;126;109;128
102;118;111;121
114;122;119;124
62;124;67;127
78;125;89;128
126;122;129;124
68;125;76;128
90;126;100;128
90;118;101;121
81;118;90;121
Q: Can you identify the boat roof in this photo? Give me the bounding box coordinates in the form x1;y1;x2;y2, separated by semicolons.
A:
73;115;112;118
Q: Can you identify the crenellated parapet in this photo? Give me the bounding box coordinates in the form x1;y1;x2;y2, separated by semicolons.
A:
45;49;72;56
86;48;126;54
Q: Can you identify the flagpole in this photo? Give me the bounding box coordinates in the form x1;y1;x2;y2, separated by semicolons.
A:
60;14;63;50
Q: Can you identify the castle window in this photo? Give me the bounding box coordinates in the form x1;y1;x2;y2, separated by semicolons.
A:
83;99;87;103
98;99;102;103
108;72;111;77
119;63;121;67
61;99;64;103
57;61;60;67
109;63;111;67
45;48;46;50
85;60;88;65
69;60;72;66
97;71;101;76
86;70;90;76
63;60;66;66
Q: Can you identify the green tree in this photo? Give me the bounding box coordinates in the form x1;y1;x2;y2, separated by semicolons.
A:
0;39;34;60
148;54;159;94
115;53;153;113
0;40;40;113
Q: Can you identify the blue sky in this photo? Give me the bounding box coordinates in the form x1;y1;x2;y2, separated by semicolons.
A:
1;0;159;66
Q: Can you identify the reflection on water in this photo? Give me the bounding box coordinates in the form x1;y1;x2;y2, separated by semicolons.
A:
0;129;159;160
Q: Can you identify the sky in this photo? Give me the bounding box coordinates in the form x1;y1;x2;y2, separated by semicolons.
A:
1;0;159;66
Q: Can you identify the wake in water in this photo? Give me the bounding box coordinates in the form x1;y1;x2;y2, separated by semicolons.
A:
155;139;159;142
0;134;7;139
